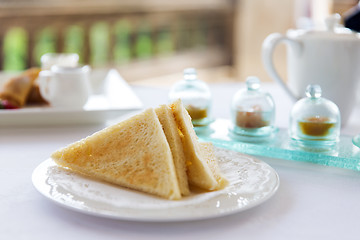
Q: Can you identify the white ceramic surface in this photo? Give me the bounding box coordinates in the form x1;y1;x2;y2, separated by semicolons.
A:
40;53;79;70
0;69;143;126
38;65;91;108
262;14;360;125
32;147;280;222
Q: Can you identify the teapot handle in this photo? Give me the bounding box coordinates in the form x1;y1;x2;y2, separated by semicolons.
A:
38;70;53;103
262;33;302;101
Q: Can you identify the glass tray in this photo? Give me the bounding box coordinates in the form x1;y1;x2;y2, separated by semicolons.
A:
196;119;360;171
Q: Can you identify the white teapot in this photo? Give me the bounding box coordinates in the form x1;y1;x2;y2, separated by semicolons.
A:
262;14;360;125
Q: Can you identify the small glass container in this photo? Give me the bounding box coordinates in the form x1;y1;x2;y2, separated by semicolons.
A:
230;76;276;138
289;85;340;147
169;68;212;126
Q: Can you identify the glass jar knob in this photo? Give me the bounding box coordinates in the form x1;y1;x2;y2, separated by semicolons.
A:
305;84;322;99
183;68;197;81
246;76;261;91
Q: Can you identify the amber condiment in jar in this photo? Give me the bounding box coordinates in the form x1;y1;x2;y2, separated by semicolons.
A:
298;116;336;137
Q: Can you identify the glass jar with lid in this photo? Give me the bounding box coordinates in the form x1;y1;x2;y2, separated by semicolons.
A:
169;68;212;126
289;84;340;147
230;76;276;138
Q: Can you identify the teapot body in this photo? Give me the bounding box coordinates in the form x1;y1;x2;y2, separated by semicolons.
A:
262;15;360;125
287;33;360;105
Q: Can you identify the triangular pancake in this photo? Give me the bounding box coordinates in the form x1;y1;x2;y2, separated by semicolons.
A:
169;99;218;190
155;104;190;196
51;108;181;200
198;142;229;190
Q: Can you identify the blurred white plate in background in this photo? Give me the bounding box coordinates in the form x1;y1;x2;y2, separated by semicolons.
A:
0;69;143;126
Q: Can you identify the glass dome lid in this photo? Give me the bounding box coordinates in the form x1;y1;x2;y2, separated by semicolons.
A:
289;84;341;145
232;76;275;114
168;68;212;126
230;76;276;138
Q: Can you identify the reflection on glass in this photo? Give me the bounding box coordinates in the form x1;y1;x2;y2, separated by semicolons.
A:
353;134;360;148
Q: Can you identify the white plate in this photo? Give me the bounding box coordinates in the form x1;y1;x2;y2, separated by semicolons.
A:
32;147;280;222
0;69;143;126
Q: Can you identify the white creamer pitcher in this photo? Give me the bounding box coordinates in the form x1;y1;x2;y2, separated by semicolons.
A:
38;65;91;108
262;14;360;125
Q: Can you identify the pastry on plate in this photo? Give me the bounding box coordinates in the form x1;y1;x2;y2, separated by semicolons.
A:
51;101;228;200
52;108;182;200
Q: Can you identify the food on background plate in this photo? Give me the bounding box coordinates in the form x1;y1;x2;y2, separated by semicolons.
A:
0;68;47;109
51;100;228;200
26;81;47;105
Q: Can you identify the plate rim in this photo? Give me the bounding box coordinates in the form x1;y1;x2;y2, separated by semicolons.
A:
32;150;280;222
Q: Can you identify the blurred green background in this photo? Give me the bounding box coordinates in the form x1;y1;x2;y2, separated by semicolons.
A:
2;18;206;71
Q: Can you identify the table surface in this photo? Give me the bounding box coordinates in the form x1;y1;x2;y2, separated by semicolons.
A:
1;81;360;240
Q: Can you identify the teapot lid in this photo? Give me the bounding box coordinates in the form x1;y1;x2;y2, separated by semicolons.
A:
289;14;359;39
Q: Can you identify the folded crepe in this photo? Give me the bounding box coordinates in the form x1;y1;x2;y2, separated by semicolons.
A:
169;99;220;190
198;142;229;190
52;108;182;200
0;68;42;107
51;101;228;200
155;104;190;196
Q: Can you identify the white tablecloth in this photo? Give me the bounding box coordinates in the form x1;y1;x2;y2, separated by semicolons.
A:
1;82;360;240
